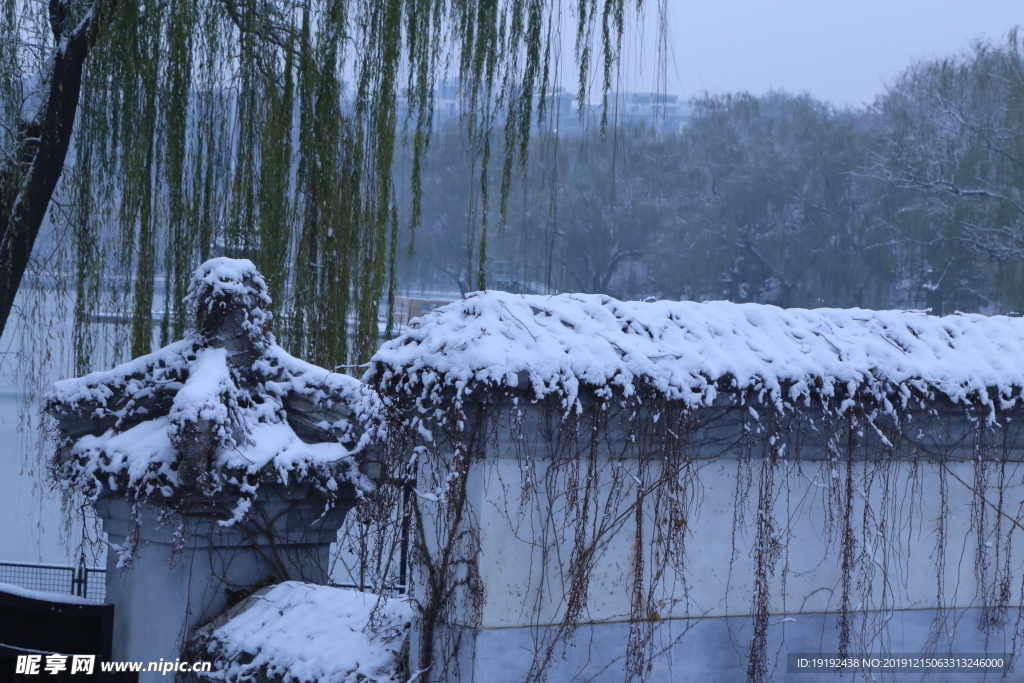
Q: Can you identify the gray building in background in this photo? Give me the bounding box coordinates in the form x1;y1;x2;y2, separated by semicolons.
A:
398;82;691;135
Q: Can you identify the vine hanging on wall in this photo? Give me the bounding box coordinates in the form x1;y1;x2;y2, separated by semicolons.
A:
364;291;1024;682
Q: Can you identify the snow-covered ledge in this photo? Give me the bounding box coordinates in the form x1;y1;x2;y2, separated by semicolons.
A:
368;292;1024;683
46;259;384;679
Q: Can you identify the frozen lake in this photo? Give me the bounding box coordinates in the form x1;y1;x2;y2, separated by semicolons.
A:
0;284;111;566
0;384;77;564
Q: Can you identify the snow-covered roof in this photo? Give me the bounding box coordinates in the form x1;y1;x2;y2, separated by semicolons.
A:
195;582;410;683
368;291;1024;417
46;258;383;513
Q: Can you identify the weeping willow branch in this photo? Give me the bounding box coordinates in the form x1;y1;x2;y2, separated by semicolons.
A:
0;0;110;341
1;0;648;373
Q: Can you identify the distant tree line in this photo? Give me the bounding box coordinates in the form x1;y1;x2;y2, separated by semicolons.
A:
399;31;1024;315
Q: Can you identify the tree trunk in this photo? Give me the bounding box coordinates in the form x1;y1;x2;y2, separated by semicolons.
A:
0;1;106;340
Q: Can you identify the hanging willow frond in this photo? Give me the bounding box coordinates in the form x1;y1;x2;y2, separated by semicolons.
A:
1;0;644;371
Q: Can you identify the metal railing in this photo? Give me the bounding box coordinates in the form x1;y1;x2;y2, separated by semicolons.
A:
0;560;106;601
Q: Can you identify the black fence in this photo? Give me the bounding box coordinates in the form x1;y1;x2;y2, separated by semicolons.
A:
0;562;105;602
0;584;130;683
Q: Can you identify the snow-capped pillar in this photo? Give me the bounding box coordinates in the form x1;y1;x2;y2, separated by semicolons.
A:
47;258;383;682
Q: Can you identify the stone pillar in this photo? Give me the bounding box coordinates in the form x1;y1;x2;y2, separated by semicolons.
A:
46;259;383;680
97;486;351;680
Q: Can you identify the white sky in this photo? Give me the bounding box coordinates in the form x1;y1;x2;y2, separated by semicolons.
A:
612;0;1023;108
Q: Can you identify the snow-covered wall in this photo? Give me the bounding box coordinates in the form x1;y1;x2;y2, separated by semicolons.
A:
370;291;1024;415
411;401;1023;682
369;292;1024;683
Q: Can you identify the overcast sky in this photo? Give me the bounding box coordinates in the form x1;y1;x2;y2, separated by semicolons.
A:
614;0;1022;107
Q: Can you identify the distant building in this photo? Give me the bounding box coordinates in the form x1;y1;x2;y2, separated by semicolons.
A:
396;82;691;136
539;90;692;136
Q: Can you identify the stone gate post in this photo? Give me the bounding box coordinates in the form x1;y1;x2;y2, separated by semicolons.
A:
46;258;382;680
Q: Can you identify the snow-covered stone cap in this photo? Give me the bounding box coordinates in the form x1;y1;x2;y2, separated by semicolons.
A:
367;291;1024;416
192;582;410;683
187;257;274;357
45;258;384;511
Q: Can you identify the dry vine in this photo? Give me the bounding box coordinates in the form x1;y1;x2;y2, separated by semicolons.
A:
359;372;1024;682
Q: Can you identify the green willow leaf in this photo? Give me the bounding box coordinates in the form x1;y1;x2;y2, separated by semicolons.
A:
3;0;646;370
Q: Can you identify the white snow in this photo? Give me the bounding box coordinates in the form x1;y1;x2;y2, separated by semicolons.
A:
0;581;103;605
47;337;383;502
368;291;1024;417
192;257;271;302
45;258;385;508
72;417;179;496
199;582;410;683
168;347;234;429
188;257;274;349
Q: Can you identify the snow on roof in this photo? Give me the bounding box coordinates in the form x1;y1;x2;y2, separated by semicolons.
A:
196;582;410;683
45;258;383;513
368;291;1024;417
